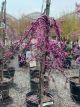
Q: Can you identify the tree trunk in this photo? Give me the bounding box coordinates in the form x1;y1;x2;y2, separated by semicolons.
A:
79;69;80;83
39;60;44;107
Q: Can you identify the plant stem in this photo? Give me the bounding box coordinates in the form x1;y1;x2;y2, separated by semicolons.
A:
39;59;44;107
39;1;51;107
79;69;80;83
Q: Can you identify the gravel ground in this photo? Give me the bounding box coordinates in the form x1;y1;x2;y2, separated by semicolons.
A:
49;70;80;107
0;56;80;107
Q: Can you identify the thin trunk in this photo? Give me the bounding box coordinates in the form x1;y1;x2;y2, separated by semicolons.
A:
0;53;4;81
3;0;6;46
3;29;5;46
45;0;51;16
39;60;44;107
79;69;80;83
0;69;3;81
39;1;51;107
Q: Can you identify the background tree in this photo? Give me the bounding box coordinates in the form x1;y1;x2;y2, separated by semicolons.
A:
60;14;80;40
18;15;32;36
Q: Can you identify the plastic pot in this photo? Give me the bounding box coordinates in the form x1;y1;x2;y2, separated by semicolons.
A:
30;76;49;92
0;78;11;100
26;91;53;107
19;62;23;67
30;67;39;79
70;76;80;103
7;67;15;78
3;67;15;79
10;55;14;60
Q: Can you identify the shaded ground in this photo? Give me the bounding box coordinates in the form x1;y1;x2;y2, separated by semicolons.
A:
0;56;80;107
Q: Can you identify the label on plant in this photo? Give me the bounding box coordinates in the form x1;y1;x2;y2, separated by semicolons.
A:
26;51;32;62
29;60;37;67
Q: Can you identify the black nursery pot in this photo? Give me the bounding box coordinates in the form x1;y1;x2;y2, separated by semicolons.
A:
30;78;39;91
19;62;23;67
8;67;15;78
26;91;53;107
30;67;39;79
26;91;38;107
0;58;3;65
30;67;39;91
0;79;11;100
30;76;49;92
10;55;14;60
3;67;15;78
70;76;80;103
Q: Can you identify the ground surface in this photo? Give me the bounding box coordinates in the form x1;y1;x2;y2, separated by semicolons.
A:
50;69;80;107
0;56;80;107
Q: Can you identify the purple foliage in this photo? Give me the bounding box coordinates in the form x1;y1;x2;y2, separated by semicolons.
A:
76;56;80;65
19;15;66;72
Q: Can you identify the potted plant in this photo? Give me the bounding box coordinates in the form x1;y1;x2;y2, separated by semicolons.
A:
30;75;49;92
70;56;80;103
21;14;66;107
0;51;11;100
26;91;53;107
0;43;15;100
3;50;15;81
0;0;13;100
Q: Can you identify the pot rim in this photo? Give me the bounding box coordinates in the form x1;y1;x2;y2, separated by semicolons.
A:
69;76;80;85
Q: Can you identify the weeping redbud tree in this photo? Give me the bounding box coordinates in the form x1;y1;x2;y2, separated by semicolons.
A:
22;15;66;71
18;15;66;106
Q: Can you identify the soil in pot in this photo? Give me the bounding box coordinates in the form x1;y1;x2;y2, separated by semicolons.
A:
70;76;80;103
26;91;53;107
